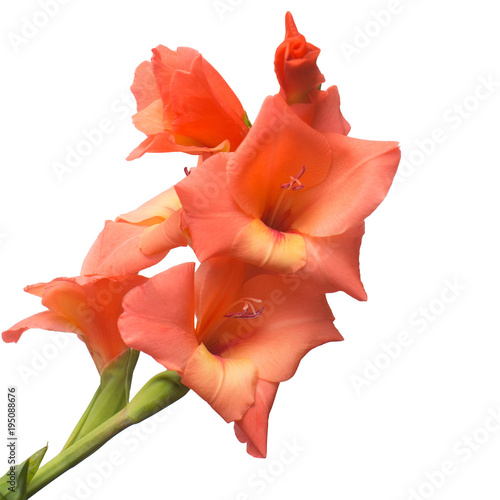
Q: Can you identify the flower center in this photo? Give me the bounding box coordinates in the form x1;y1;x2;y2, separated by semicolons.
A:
224;297;263;319
263;166;306;231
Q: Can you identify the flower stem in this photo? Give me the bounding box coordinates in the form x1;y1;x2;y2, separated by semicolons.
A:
26;371;188;498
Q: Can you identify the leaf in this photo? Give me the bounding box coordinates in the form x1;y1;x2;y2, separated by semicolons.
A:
0;445;48;500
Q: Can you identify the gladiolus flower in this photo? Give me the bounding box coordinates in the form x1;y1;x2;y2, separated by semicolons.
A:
119;259;341;457
2;275;147;374
128;46;250;160
274;12;326;104
176;94;400;299
82;187;189;276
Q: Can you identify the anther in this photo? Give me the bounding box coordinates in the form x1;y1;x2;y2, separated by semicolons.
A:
281;165;306;190
224;298;264;319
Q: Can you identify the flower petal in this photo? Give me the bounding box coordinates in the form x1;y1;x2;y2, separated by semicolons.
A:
81;220;168;276
139;210;189;256
222;275;342;382
291;135;401;236
127;133;229;160
175;154;252;263
227;94;332;220
40;275;147;373
181;344;258;423
169;54;248;150
232;219;307;274
118;186;182;224
2;311;81;343
119;263;198;373
132;99;164;135
298;224;367;300
308;86;351;135
131;61;161;112
234;379;279;458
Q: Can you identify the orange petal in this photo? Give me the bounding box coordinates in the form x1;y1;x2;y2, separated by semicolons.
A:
169;54;248;150
81;220;168;276
152;46;199;113
175;154;252;263
291;135;401;236
234;379;279;458
307;86;351;135
222;274;342;382
139;210;189;256
127;133;229;160
119;263;198;373
194;257;247;340
131;61;161;112
132;99;164;135
39;275;147;373
232;219;307;274
118;186;182;224
227;94;332;220
298;224;367;300
181;344;258;423
2;311;81;343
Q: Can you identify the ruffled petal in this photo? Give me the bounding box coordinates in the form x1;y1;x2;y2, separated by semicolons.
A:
291;135;401;236
118;186;182;224
81;220;168;276
222;275;342;382
175;154;252;263
127;133;229;160
227;94;332;220
40;275;147;373
132;99;164;135
234;379;279;458
181;344;258;423
119;263;198;373
139;210;189;256
2;311;81;343
298;224;367;300
169;54;248;150
130;61;161;112
307;86;351;135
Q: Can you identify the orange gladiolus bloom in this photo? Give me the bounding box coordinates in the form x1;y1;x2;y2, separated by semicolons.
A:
2;275;146;374
128;46;249;160
274;12;326;104
176;94;400;299
119;259;341;457
82;187;189;276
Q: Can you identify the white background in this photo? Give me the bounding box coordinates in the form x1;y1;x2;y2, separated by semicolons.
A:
1;0;500;499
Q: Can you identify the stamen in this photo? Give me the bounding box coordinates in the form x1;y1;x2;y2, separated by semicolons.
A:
184;167;191;176
281;165;306;190
224;298;263;319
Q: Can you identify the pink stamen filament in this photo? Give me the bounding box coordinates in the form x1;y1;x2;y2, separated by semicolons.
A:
267;166;306;229
224;298;263;319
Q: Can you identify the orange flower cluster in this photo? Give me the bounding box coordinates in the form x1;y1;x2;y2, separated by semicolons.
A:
3;12;400;458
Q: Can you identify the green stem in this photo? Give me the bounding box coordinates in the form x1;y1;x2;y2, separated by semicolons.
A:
26;371;188;498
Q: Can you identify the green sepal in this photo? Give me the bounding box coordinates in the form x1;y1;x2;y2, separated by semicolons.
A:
125;370;189;423
0;445;48;500
62;349;139;450
243;110;252;128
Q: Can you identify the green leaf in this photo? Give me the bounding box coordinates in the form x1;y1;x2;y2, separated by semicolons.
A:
0;445;48;500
